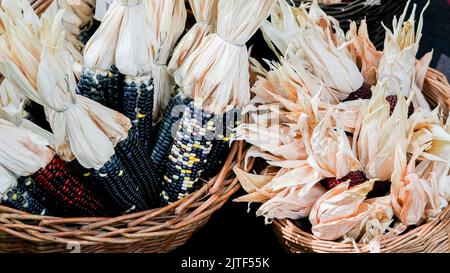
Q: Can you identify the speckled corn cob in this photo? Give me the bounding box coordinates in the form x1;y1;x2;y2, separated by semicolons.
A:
103;65;125;112
202;109;242;180
161;101;216;205
1;179;49;215
151;92;192;171
32;156;110;217
91;153;149;214
116;129;161;208
77;68;108;104
122;75;154;153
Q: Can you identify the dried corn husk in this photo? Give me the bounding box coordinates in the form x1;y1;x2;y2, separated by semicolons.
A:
346;20;382;86
84;0;127;71
147;0;186;120
115;0;153;77
70;0;95;28
175;0;277;114
355;80;409;181
168;0;217;77
0;164;17;197
309;181;375;241
0;7;131;169
0;119;54;177
378;1;431;110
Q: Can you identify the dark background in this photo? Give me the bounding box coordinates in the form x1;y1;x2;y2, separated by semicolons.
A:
174;0;450;255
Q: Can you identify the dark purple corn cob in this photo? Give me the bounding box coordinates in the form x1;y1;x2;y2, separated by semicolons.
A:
386;95;415;117
343;83;373;102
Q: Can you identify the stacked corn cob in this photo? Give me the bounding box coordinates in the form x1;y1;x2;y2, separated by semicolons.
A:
152;0;216;171
160;0;277;204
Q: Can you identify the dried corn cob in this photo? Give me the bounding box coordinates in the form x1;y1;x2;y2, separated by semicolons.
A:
202;109;241;180
104;65;125;112
116;129;161;208
77;68;108;105
161;101;216;205
32;156;111;217
79;19;100;45
151;91;192;170
122;76;154;152
1;177;49;216
91;153;149;214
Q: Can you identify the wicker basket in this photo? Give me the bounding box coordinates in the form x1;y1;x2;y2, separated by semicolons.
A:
0;141;247;253
293;0;408;49
270;67;450;253
0;0;248;253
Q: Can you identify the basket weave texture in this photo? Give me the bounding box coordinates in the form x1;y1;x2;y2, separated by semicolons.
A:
293;0;408;49
272;68;450;253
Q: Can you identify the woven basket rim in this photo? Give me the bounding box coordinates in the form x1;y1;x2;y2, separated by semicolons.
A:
256;67;450;253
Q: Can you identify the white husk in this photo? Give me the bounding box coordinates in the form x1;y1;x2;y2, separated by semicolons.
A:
168;0;217;77
115;0;153;77
147;0;187;120
0;164;17;197
309;181;375;241
0;7;131;169
83;0;128;71
356;80;409;181
70;0;95;28
43;0;85;67
378;1;431;110
0;119;54;177
175;0;277;114
346;20;382;86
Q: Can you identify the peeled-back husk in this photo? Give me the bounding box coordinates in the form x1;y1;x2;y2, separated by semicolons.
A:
168;0;217;77
147;0;187;120
309;181;375;241
175;0;277;114
378;0;431;110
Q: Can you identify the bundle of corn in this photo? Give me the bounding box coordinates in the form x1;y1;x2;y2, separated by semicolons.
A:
233;1;450;249
0;119;109;217
152;0;217;170
0;3;157;214
159;0;277;205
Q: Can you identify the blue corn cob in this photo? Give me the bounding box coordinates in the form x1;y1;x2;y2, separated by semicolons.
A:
151;91;192;171
1;178;49;216
77;68;108;105
90;153;150;214
78;20;101;45
161;101;216;205
122;75;154;153
116;128;161;208
103;65;125;112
